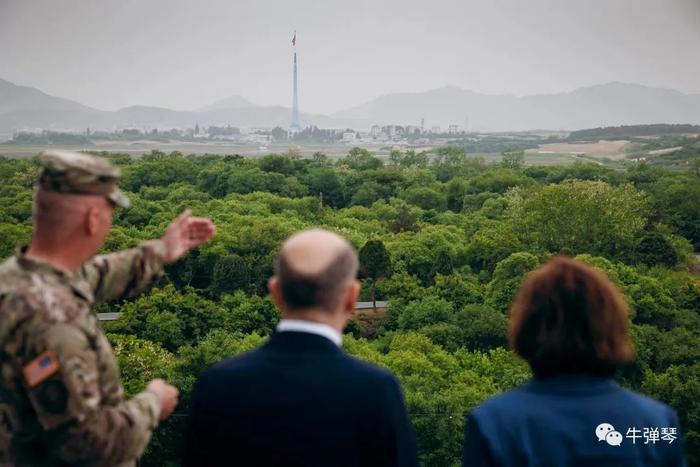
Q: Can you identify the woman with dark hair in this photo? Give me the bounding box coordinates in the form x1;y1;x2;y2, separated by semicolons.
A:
462;257;687;467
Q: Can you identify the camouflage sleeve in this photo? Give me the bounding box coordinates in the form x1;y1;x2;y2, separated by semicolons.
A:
22;320;162;465
80;240;167;304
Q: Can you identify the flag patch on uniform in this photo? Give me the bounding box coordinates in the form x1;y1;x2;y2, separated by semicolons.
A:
23;350;60;388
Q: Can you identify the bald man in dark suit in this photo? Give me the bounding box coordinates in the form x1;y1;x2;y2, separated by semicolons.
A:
183;229;418;467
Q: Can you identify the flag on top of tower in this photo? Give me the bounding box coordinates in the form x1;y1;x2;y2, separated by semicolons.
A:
292;31;296;46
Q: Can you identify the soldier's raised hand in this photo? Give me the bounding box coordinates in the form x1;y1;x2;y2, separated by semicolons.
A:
161;209;216;264
147;379;180;421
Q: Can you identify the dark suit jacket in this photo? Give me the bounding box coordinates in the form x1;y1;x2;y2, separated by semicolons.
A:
463;374;687;467
183;331;419;467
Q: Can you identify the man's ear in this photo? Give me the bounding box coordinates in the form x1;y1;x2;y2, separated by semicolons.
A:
268;277;285;311
343;280;361;317
85;207;100;236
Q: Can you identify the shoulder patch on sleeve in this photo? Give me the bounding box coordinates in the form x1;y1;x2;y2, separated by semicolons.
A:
23;350;60;388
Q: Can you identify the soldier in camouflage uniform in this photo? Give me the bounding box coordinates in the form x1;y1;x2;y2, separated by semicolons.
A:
0;150;216;466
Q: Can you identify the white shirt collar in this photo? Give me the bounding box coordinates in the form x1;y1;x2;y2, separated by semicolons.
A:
276;319;343;347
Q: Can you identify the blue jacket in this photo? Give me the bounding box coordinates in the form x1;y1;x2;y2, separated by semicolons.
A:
463;375;687;467
183;331;419;467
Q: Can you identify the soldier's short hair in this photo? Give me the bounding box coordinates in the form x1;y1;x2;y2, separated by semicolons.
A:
275;246;358;312
508;256;635;378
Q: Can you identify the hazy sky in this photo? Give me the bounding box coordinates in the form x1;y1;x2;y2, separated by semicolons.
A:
2;0;700;114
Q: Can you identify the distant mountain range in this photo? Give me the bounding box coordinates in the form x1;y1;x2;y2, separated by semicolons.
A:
0;78;354;139
2;77;700;138
333;83;700;131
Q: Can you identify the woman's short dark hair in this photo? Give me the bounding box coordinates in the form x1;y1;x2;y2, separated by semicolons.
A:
508;256;635;378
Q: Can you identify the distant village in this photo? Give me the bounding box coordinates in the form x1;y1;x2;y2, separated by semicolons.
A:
6;122;556;152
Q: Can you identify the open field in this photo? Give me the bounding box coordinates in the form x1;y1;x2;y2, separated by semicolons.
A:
526;140;631;160
479;151;578;165
0;141;380;159
647;146;685;155
1;141;579;165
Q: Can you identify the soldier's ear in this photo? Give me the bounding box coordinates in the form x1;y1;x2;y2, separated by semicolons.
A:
85;207;100;236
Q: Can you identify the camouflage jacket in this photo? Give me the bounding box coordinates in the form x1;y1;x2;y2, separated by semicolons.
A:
0;241;167;466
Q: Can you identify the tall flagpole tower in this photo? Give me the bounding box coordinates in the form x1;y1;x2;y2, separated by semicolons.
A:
290;30;301;130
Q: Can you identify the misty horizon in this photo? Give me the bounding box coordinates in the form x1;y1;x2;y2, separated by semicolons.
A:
6;75;700;116
2;0;700;115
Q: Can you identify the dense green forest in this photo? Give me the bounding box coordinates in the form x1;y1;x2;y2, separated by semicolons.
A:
1;147;699;466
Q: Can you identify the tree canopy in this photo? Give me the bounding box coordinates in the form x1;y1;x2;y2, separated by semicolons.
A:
1;148;698;465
